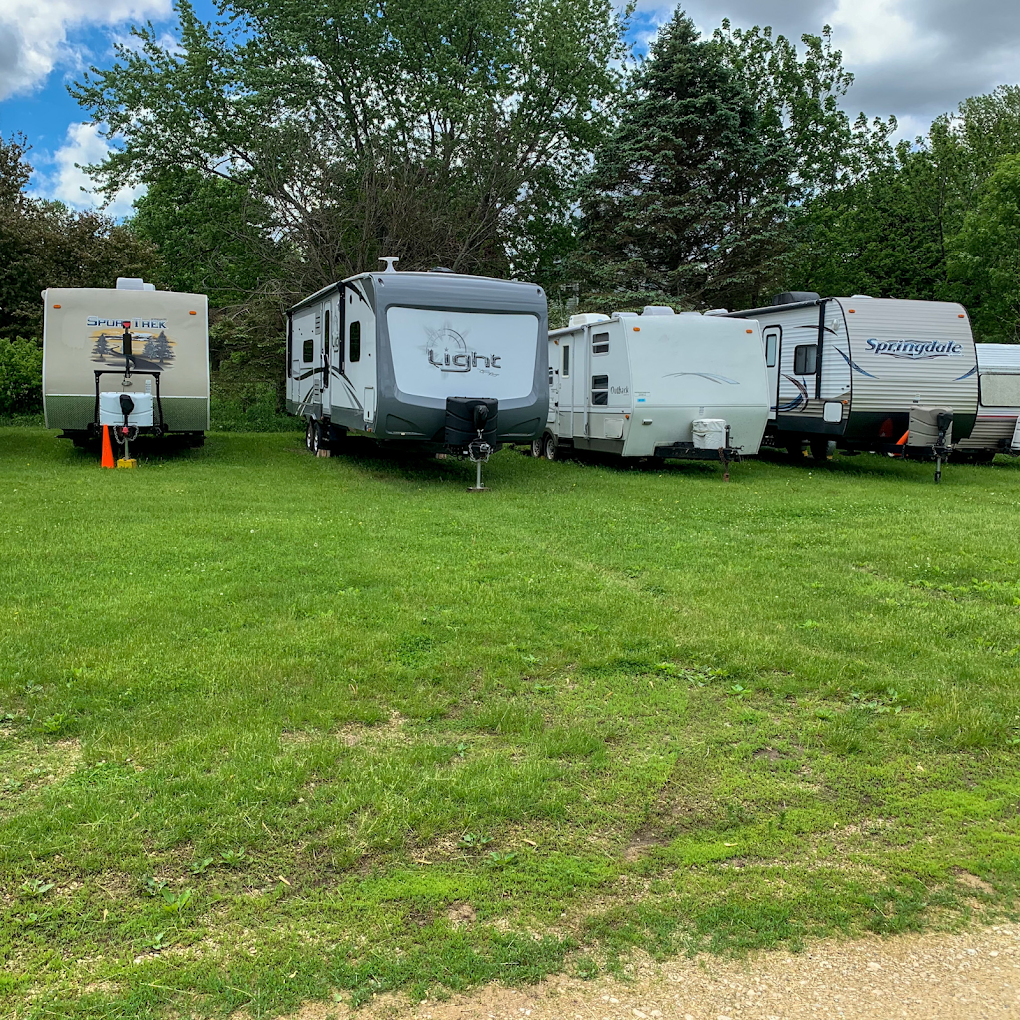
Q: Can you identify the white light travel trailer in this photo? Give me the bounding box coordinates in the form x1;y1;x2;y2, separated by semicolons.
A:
724;294;979;469
286;262;548;456
954;343;1020;461
538;307;769;471
42;278;210;447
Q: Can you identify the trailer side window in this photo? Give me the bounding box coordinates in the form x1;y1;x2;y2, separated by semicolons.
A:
980;373;1020;407
562;345;570;377
764;328;779;368
349;320;361;362
794;344;817;375
302;337;313;362
592;374;609;405
592;331;609;356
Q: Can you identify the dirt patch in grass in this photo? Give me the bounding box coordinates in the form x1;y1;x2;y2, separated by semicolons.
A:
447;902;476;928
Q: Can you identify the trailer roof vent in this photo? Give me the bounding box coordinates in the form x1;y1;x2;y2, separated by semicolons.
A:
612;311;639;318
850;294;874;299
642;305;676;315
116;277;155;291
429;266;456;273
568;313;611;327
703;308;728;316
772;291;820;305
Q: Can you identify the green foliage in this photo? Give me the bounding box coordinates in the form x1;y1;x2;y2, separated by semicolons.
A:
0;337;42;415
787;85;1020;307
0;136;161;341
947;154;1020;343
72;0;630;289
130;168;281;304
575;10;792;308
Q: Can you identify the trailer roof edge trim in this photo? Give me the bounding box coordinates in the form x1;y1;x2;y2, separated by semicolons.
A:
724;297;826;317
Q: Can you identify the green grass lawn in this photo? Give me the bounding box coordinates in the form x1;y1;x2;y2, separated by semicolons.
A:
2;428;1019;1018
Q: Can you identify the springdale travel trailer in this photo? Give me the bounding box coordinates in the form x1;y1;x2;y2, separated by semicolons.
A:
724;294;979;479
954;344;1020;462
538;307;769;474
42;279;210;448
286;261;548;474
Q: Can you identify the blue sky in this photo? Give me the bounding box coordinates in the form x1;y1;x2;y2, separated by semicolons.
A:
2;0;1019;216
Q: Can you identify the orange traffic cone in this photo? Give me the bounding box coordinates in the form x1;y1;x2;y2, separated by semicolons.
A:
101;425;115;469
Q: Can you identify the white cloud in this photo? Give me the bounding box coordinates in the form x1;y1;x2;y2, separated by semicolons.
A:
35;121;144;217
0;0;170;101
828;0;930;66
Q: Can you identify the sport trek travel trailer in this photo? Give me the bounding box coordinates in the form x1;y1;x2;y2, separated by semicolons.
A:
954;343;1020;461
286;262;548;456
540;307;769;469
42;279;210;446
724;294;979;467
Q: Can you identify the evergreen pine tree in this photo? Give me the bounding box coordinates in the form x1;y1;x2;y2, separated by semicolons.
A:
576;10;791;308
92;334;111;360
151;330;174;364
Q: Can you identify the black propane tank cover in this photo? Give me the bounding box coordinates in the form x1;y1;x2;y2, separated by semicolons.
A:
445;396;498;446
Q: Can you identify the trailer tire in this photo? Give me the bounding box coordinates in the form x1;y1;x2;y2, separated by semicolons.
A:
530;437;544;457
305;419;315;453
310;421;324;455
809;438;835;462
543;434;558;460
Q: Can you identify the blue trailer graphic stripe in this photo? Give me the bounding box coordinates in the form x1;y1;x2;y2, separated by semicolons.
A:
833;347;878;378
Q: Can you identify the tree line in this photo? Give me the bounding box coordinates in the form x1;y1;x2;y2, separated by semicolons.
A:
2;2;1019;415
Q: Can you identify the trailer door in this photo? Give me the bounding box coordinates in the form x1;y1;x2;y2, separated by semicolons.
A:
763;325;780;420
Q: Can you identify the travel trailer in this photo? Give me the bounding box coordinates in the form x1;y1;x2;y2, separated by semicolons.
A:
286;261;548;456
723;295;979;468
538;307;769;470
953;343;1020;461
42;279;210;447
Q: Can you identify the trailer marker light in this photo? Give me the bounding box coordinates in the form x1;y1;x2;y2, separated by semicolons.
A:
633;327;640;331
958;313;965;318
53;304;61;308
189;310;197;315
746;329;753;333
848;309;856;313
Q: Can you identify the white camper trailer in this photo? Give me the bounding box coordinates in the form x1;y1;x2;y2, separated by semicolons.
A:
954;343;1020;461
538;307;769;470
724;294;978;473
286;262;548;457
42;279;210;446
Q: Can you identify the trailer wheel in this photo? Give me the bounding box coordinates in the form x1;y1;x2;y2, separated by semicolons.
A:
310;421;324;455
305;419;318;453
809;438;835;462
543;434;558;460
530;437;544;457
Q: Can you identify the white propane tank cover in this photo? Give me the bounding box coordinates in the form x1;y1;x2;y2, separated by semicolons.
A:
99;391;155;427
568;313;612;327
116;277;146;290
642;305;676;315
692;418;728;449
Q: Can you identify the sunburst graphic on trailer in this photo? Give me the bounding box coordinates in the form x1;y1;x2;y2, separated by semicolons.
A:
424;324;501;374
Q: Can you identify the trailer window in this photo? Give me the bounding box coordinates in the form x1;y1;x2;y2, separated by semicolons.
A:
349;320;361;362
592;331;609;356
980;373;1020;407
562;345;570;377
764;327;779;368
794;344;817;375
302;338;313;362
592;374;609;405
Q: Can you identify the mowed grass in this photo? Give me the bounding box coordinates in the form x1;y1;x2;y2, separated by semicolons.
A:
2;428;1020;1018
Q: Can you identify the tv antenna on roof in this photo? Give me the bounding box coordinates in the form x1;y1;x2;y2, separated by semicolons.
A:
379;256;399;273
